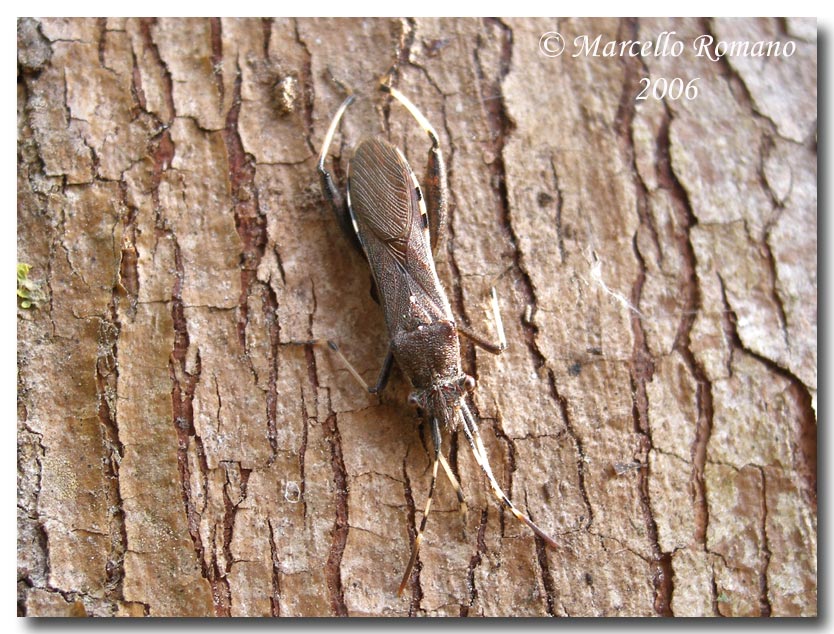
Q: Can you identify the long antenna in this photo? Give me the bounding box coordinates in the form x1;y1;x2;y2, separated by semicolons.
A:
317;94;356;173
459;402;559;550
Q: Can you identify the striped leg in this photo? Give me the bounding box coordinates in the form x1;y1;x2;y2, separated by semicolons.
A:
299;338;370;393
302;339;394;396
457;287;508;355
380;82;448;255
459;402;559;550
317;93;362;251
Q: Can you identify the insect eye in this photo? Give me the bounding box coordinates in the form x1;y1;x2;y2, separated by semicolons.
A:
463;375;476;392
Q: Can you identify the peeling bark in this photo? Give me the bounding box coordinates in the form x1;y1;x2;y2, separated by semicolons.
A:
18;17;816;617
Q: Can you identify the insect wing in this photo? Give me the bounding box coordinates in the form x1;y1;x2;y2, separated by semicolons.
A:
348;137;452;329
348;138;413;258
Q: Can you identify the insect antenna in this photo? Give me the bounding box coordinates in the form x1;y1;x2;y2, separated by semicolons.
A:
379;82;445;155
317;93;356;173
437;453;468;528
398;418;443;597
458;401;559;550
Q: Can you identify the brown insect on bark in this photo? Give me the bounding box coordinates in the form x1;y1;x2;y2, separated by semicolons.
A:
316;80;558;596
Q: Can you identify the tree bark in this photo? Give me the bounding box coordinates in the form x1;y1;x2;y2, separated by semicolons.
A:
17;17;816;617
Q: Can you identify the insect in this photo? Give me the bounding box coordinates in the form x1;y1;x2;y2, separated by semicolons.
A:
316;79;558;596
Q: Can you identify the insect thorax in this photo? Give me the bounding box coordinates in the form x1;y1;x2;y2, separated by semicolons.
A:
392;319;461;391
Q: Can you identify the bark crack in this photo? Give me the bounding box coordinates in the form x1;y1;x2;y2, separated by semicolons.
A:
546;369;594;531
530;493;557;617
168;237;218;613
223;58;261;349
702;18;797;144
209;18;224;110
756;465;772;617
324;411;349;616
303;340;348;616
137;18;175;124
463;508;488;615
399;444;423;614
267;518;281;616
617;18;672;615
96;300;127;609
547;159;567;264
214;460;236;616
748;220;791;348
716;274;817;507
263;282;281;461
470;19;568;613
292;18;317;155
652;93;718;615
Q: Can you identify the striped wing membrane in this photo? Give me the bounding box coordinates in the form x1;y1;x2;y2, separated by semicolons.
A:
348;137;414;260
348;137;451;332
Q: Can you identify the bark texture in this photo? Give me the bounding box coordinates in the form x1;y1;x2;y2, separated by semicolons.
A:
17;17;816;617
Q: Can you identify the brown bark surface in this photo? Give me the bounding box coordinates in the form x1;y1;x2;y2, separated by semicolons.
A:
17;17;816;617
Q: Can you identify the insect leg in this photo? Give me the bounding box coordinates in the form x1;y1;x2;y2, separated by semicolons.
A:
316;94;362;250
398;417;443;597
301;339;398;399
422;140;448;256
303;339;401;398
457;288;507;355
380;83;448;255
459;402;559;550
301;339;371;391
368;345;395;394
